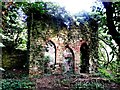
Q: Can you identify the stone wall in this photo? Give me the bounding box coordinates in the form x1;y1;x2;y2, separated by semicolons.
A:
29;18;97;76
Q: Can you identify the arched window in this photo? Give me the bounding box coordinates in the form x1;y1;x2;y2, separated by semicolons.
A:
63;45;75;73
45;40;56;66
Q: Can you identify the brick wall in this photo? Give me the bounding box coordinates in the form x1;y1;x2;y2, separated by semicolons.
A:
29;21;96;76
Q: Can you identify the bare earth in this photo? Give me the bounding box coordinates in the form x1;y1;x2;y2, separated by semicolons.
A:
34;74;120;90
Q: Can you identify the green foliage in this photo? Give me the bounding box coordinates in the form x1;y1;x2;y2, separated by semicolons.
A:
2;2;27;50
1;79;35;90
113;76;120;84
98;67;120;84
73;82;105;90
30;44;44;70
16;2;47;16
3;70;28;79
60;78;70;86
43;56;50;64
43;56;51;74
108;61;120;83
2;48;27;70
98;68;112;78
90;1;120;76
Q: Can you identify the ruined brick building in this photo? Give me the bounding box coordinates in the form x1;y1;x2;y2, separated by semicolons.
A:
29;13;98;76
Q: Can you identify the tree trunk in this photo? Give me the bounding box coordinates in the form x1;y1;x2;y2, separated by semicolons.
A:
103;2;120;73
103;2;120;58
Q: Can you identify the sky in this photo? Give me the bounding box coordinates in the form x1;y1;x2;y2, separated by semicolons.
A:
44;0;97;15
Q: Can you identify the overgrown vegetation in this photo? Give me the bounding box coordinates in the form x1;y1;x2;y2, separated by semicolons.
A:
1;79;35;90
1;0;120;90
73;82;105;90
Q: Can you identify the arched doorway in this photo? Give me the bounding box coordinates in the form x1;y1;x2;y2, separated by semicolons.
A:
80;39;89;73
44;40;56;73
63;45;75;74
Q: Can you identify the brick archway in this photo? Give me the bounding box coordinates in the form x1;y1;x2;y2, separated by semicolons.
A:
80;40;89;73
45;40;56;66
63;44;75;73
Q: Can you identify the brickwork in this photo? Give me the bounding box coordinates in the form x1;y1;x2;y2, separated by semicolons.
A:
29;20;94;76
42;31;85;74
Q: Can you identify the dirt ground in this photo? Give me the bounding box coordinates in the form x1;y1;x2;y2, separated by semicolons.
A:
34;74;120;90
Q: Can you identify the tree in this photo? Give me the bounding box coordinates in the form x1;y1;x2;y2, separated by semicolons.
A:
2;2;27;50
89;1;120;82
102;2;120;57
101;2;120;79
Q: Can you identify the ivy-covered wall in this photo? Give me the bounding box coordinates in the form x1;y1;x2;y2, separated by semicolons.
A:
29;14;98;76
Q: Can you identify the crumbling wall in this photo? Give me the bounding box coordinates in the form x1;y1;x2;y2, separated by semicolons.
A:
29;18;98;76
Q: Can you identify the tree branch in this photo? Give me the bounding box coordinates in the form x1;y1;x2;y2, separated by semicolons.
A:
103;2;120;49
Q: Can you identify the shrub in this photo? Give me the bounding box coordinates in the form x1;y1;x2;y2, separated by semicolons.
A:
1;79;35;90
72;82;105;90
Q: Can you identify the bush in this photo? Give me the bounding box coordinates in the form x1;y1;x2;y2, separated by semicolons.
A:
3;70;28;79
1;79;35;90
72;82;105;90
